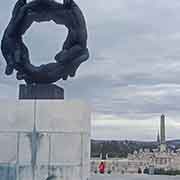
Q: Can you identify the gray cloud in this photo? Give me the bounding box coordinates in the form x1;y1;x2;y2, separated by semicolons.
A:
1;0;180;140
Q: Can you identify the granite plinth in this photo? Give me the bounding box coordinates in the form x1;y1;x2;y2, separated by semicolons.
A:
19;84;64;100
0;100;91;180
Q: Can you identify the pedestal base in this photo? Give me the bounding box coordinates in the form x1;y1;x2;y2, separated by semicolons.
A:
0;100;91;180
19;84;64;100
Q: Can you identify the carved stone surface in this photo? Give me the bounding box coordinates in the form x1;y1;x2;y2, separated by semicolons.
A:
19;84;64;99
1;0;89;84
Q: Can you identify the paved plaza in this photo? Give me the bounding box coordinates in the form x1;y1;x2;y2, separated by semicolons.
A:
90;175;180;180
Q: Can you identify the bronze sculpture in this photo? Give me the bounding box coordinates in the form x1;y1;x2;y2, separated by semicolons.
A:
1;0;89;84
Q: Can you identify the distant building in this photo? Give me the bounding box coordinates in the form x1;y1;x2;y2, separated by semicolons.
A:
160;114;166;143
160;114;167;152
159;114;166;152
91;151;180;175
91;114;180;175
157;132;160;145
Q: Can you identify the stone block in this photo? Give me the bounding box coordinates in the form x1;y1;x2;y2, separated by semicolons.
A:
0;134;17;163
19;166;33;180
19;134;31;164
0;99;91;180
19;84;64;100
51;134;81;165
0;100;34;131
37;134;50;165
36;100;91;133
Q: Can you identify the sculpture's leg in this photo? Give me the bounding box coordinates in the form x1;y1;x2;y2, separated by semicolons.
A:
5;55;14;75
14;47;21;64
62;48;89;80
2;0;27;76
55;45;83;64
69;48;89;77
16;71;26;80
14;41;29;80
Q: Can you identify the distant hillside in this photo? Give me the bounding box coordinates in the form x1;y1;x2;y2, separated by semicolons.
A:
91;139;180;159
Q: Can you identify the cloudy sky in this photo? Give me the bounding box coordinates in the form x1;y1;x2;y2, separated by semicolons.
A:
1;0;180;141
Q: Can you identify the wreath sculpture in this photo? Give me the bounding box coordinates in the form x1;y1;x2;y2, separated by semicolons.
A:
1;0;89;84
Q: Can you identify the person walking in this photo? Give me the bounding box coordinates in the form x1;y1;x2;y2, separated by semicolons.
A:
98;161;105;174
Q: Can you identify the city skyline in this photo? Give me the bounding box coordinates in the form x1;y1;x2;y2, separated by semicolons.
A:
92;114;180;141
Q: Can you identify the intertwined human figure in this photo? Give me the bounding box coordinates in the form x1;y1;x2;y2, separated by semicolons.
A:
1;0;89;84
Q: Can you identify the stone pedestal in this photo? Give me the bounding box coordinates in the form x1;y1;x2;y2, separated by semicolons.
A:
0;100;91;180
19;84;64;100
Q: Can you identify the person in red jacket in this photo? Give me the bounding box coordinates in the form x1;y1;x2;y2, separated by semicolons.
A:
98;161;105;174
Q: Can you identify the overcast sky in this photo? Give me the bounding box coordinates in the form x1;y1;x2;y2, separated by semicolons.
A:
1;0;180;141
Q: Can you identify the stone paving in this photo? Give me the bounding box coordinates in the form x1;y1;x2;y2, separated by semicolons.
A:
90;175;180;180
